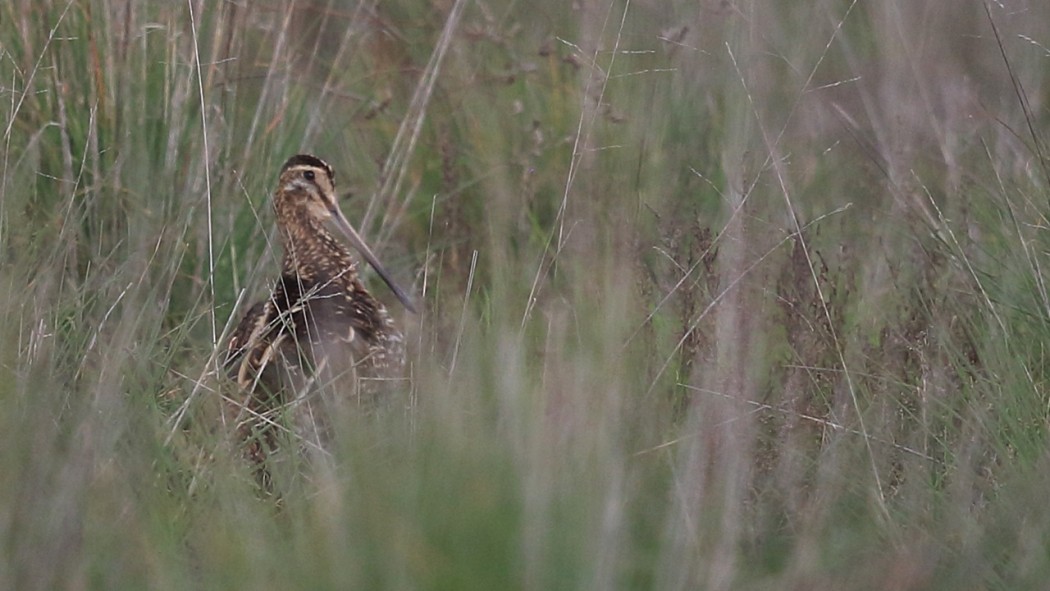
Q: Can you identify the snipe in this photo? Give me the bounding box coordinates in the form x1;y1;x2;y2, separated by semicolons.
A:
224;154;416;473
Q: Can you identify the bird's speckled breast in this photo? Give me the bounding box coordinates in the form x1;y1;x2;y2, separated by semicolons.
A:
273;271;390;348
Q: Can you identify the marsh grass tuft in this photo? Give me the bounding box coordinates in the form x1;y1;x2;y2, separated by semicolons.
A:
3;1;1050;589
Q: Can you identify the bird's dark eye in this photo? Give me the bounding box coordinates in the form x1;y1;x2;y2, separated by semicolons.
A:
303;170;315;181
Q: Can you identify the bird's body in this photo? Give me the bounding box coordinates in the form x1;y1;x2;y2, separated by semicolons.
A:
224;154;414;474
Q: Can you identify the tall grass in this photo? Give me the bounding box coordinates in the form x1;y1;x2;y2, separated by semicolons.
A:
2;0;1050;589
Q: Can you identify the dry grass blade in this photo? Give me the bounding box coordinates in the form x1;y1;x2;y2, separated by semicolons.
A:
368;0;469;246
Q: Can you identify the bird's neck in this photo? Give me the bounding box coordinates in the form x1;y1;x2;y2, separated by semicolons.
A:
279;219;359;284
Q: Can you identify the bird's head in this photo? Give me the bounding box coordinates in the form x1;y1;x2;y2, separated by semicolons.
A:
276;153;340;223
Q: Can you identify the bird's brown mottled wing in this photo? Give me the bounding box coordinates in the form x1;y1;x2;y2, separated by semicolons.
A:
222;299;282;480
226;301;271;382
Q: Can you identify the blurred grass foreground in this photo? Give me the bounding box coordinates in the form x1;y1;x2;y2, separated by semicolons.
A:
3;1;1050;589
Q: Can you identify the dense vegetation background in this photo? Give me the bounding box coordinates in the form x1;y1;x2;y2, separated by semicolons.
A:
2;0;1050;589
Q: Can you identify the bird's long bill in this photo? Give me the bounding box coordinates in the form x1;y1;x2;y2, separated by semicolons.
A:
330;208;418;314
